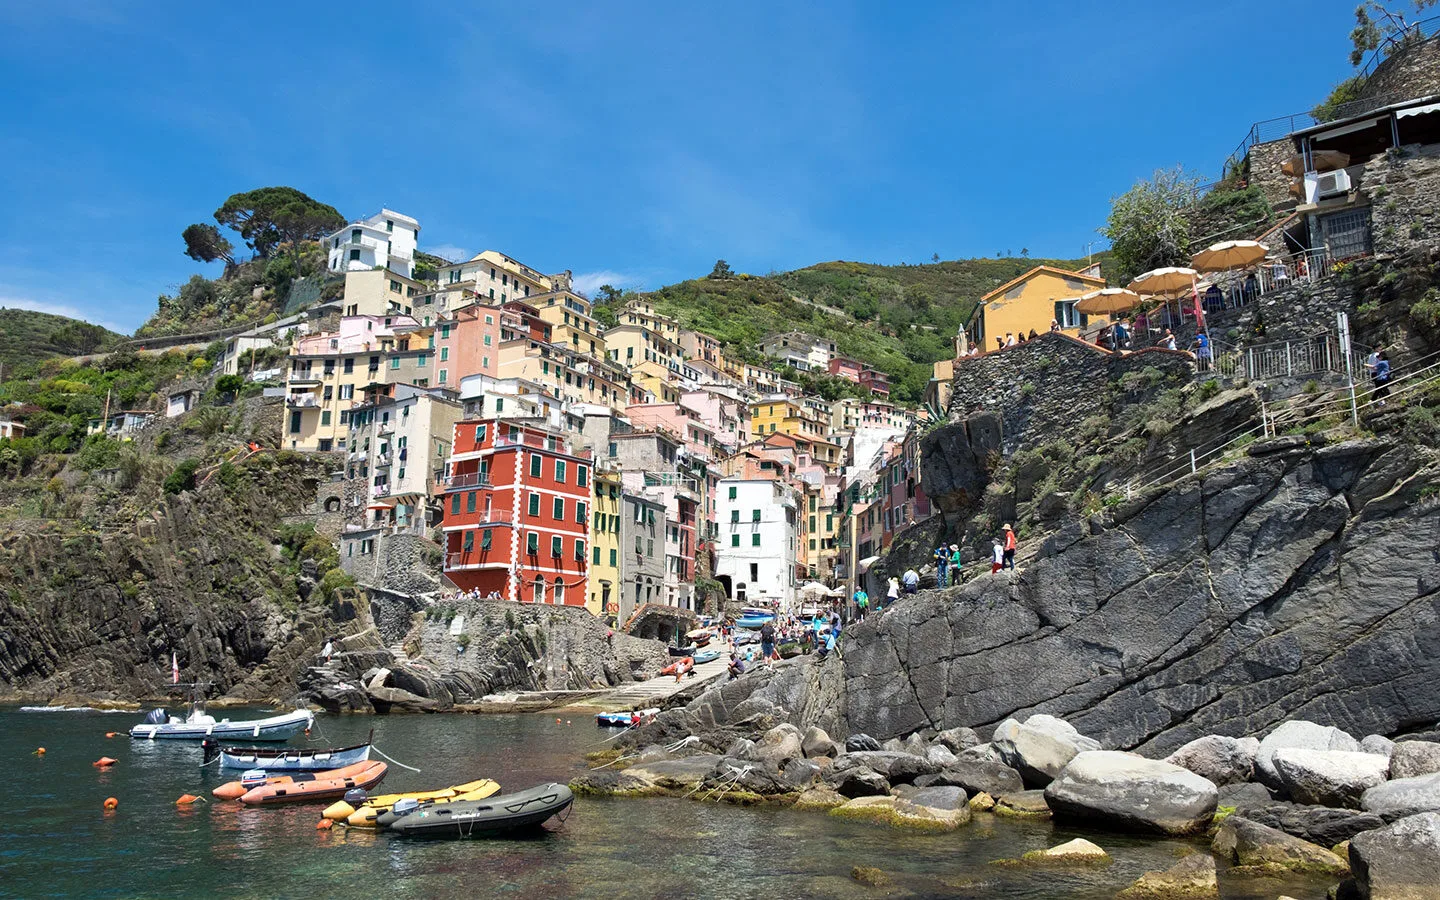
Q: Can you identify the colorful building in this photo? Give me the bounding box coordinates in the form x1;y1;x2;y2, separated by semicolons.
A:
967;265;1106;351
441;421;593;606
589;462;623;618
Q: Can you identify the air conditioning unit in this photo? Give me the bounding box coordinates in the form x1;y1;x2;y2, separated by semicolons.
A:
1305;168;1351;202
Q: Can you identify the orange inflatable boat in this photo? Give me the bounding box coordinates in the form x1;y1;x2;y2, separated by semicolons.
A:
212;761;387;804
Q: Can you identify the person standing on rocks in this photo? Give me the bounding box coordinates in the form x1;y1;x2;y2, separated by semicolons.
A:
760;620;777;668
1002;524;1017;570
991;538;1004;574
949;544;962;584
853;588;868;621
902;568;919;595
887;576;900;607
934;544;950;587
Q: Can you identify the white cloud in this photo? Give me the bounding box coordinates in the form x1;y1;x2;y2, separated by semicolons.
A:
571;270;646;298
423;244;471;264
0;295;129;334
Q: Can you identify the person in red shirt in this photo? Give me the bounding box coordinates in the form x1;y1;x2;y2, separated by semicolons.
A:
1002;524;1017;570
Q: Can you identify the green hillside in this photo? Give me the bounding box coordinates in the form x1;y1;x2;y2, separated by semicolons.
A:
0;308;125;372
607;254;1106;404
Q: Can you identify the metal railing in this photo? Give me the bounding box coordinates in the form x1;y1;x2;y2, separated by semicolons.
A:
444;471;492;489
286;395;320;408
1203;333;1365;383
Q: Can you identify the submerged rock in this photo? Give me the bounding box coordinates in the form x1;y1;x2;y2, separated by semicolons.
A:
1044;751;1218;835
1272;748;1390;808
1116;853;1218;900
1164;735;1259;785
793;785;847;811
994;790;1051;819
1211;816;1349;877
830;795;970;831
1347;812;1440;900
1017;838;1111;865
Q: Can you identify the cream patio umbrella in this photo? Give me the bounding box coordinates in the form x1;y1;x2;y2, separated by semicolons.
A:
1127;266;1199;299
1073;288;1143;317
1192;240;1268;307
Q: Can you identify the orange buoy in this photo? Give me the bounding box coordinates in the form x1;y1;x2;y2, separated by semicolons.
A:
105;732;118;738
555;718;562;723
35;747;46;756
103;797;119;810
316;819;333;830
94;757;117;768
176;794;200;806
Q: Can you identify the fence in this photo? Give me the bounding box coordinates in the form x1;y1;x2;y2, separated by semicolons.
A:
1203;332;1366;383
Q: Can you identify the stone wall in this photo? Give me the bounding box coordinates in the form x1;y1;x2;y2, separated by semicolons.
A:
946;333;1195;455
1356;35;1440;107
341;530;441;596
1362;143;1440;254
1246;138;1296;212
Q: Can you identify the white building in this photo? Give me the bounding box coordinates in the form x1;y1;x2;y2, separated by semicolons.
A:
435;250;552;306
346;383;462;530
456;374;582;436
715;477;799;611
759;331;836;373
326;209;420;279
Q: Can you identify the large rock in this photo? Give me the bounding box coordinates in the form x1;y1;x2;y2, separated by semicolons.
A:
1348;812;1440;900
831;750;937;785
780;758;821;790
1044;751;1218;835
1211;816;1349;876
1020;838;1111;865
924;744;958;769
994;790;1051;818
831;766;889;798
1116;853;1217;900
845;733;882;752
1273;748;1391;808
914;759;1025;796
801;726;839;759
992;715;1101;787
830;795;970;831
933;726;980;753
753;724;804;770
908;785;967;811
1362;772;1440;822
1391;741;1440;779
1255;721;1360;789
1164;735;1259;785
1240;801;1387;846
620;755;723;792
1361;734;1397;758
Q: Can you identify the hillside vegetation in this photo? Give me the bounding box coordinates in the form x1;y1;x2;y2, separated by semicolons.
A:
610;254;1105;404
0;309;124;370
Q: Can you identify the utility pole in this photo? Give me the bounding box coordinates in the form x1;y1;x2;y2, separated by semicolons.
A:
1084;241;1098;263
1338;312;1359;426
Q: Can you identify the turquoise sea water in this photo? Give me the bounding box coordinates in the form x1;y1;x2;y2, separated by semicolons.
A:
0;707;1336;899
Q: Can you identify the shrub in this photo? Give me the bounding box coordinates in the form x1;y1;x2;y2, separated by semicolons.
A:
319;567;356;601
162;457;201;494
1411;290;1440;329
1195;379;1221;403
70;435;123;471
1410;221;1425;239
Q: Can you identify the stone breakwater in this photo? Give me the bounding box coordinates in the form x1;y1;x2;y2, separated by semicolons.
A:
578;703;1440;898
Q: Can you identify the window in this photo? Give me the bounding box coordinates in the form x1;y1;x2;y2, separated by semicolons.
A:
576;501;587;523
495;398;503;412
462;531;473;552
466;492;476;513
551;535;563;558
554;577;565;605
439;369;448;384
440;325;451;339
750;563;759;581
576;465;587;487
475;424;487;444
534;576;545;603
609;548;617;567
390;280;401;293
528;494;540;516
826;514;834;530
554;459;566;483
647;539;654;557
593;546;601;565
810;539;817;551
730;510;739;524
728;486;737;500
529;454;542;477
450;494;460;516
553;497;564;520
809;516;816;532
575;539;585;561
339;384;354;400
481;529;492;550
343;358;354;374
416;354;427;367
349;249;360;261
391;357;401;370
527;532;539;554
731;534;740;547
321;410;331;426
483;334;492;346
810;496;817;512
752;509;761;523
635;536;643;555
752;533;761;546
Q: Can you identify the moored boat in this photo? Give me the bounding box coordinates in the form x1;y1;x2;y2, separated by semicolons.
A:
384;782;574;838
205;736;370;771
691;648;721;665
130;705;312;742
234;761;387;805
322;778;501;827
666;644;698;657
594;707;659;727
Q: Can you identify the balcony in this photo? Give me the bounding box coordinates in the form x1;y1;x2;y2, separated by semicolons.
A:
443;510;514;528
445;553;504;570
445;471;492;489
286;394;320;409
374;454;392;468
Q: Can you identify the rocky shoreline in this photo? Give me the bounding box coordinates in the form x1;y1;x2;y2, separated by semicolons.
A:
574;667;1440;899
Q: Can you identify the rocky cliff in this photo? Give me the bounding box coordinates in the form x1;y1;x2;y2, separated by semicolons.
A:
0;451;354;703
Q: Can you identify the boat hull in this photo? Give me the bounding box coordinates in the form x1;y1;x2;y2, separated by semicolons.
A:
691;649;721;665
386;783;574;838
594;707;659;727
220;742;370;771
130;709;313;742
237;761;388;805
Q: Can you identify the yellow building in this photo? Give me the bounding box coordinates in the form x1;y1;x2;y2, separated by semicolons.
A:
496;340;630;409
749;397;826;441
589;463;623;617
533;290;608;358
967;265;1106;351
605;322;685;373
631;360;681;404
801;483;841;581
434;250;553;306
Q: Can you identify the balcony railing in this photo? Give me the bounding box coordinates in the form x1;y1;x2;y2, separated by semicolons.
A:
286;395;320;408
445;472;492;489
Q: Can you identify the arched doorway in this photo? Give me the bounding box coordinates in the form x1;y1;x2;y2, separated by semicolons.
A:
534;576;545;604
553;576;565;606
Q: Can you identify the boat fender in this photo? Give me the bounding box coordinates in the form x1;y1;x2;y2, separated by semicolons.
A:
343;788;368;805
94;757;117;767
316;819;333;830
176;794;201;806
392;798;421;816
103;797;118;810
105;732;118;738
34;747;45;756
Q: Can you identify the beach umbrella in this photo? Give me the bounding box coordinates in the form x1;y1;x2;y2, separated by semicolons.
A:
1074;288;1142;316
1191;240;1268;273
1280;150;1349;177
1127;267;1199;299
799;581;832;597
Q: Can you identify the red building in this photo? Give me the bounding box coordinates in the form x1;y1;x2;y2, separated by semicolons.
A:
442;420;593;605
828;356;864;382
828;356;891;398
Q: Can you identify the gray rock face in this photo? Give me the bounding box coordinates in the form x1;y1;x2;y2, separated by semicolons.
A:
993;715;1101;787
1391;741;1440;779
1165;735;1260;785
1348;812;1440;900
1362;773;1440;822
1273;748;1391;808
1256;721;1360;789
1360;734;1397;758
831;766;889;798
1240;802;1387;847
1044;750;1219;835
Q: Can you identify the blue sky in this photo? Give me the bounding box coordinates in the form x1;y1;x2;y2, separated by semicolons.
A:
0;1;1362;333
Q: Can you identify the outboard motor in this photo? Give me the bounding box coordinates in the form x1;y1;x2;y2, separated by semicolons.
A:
343;788;368;805
391;797;421;817
201;739;220;766
143;708;167;726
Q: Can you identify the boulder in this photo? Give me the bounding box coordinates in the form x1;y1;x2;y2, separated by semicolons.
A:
958;742;1006;764
924;744;958;769
724;737;757;760
933;726;980;753
1391;741;1440;779
1019;838;1111;865
881;737;905;752
968;791;996;811
568;768;624;795
621;755;723;792
1044;751;1219;836
992;715;1101;787
792;785;847;810
1255;720;1359;789
832;766;889;798
901;734;930;757
780;758;821;790
994;790;1051;819
1217;781;1274;810
801;726;839;759
1360;734;1397;758
754;724;804;769
845;733;882;752
1240;801;1386;846
1348;812;1440;900
1211;816;1349;877
1362;772;1440;822
914;759;1025;797
1164;735;1259;786
829;795;970;831
714;758;790;797
831;750;937;785
908;785;967;812
1273;749;1391;808
1116;853;1218;900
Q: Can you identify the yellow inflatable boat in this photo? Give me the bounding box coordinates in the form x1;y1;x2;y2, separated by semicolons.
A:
322;778;501;827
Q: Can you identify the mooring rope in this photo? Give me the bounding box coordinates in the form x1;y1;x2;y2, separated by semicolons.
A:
371;745;422;773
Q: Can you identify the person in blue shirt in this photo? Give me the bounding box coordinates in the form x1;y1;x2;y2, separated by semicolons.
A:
1370;350;1392;406
934;545;950;587
1191;331;1212;372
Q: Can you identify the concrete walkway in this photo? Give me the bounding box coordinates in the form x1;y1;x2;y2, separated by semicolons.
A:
565;654;731;711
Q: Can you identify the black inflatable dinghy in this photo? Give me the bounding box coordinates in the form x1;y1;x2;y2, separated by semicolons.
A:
382;782;574;837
